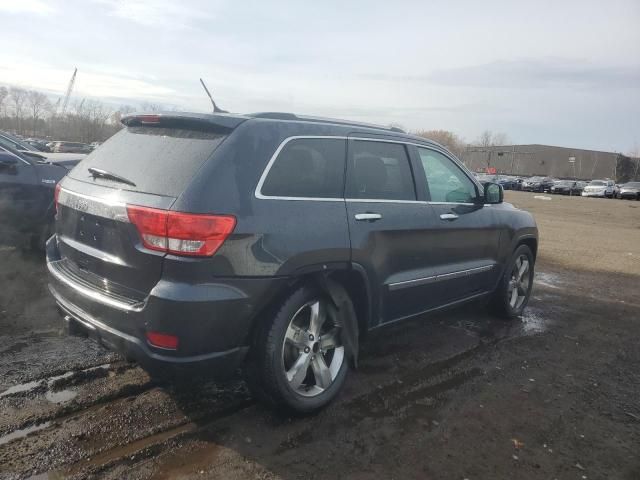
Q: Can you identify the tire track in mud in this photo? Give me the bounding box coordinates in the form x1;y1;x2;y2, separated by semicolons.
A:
77;333;496;479
0;362;152;436
0;293;558;479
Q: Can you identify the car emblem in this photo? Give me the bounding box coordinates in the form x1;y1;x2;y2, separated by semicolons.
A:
76;199;89;212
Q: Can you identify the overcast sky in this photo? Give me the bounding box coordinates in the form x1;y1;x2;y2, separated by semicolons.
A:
1;0;639;152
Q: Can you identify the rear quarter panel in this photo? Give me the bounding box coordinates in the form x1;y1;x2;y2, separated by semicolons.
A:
170;119;352;278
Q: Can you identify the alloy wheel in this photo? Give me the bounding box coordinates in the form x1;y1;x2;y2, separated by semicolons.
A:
508;254;531;310
281;300;344;397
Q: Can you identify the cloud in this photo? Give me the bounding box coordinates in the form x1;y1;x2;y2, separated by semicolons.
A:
0;60;175;102
0;0;53;15
426;58;640;90
91;0;215;29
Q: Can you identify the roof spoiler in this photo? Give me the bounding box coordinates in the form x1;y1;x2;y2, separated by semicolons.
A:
121;112;246;132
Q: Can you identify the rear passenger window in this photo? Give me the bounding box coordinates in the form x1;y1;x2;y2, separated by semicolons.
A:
347;141;416;200
260;138;346;198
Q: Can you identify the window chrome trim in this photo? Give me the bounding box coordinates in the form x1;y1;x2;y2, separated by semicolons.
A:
346;198;427;204
388;264;494;291
254;135;348;201
254;135;483;204
254;135;445;202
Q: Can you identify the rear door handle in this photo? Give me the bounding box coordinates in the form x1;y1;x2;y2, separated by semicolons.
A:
355;213;382;221
439;213;459;221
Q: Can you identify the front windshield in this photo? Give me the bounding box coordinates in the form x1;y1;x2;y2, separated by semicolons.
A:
590;180;606;186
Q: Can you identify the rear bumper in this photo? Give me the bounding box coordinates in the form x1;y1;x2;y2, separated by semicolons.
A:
46;236;287;377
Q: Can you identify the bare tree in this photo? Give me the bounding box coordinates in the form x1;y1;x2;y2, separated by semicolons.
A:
474;130;509;147
415;130;465;157
139;101;163;112
9;87;28;134
0;86;8;118
26;90;51;136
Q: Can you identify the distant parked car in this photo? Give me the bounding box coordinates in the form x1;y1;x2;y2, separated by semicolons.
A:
550;180;584;195
522;176;555;192
50;141;92;154
89;141;103;150
0;132;85;169
615;182;640;200
582;179;615;198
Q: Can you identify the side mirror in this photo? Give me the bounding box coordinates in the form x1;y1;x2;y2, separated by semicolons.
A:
484;182;503;204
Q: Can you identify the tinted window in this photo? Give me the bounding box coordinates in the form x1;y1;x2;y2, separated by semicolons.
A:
70;127;226;197
260;138;346;198
417;148;477;203
347;141;415;200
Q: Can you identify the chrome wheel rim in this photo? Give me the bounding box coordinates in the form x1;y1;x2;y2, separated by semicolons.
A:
281;300;344;398
508;254;531;310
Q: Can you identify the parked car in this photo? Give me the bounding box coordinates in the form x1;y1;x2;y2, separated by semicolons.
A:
0;131;85;169
581;179;615;198
0;145;68;248
89;142;103;150
521;176;555;192
50;141;92;154
550;180;584;195
47;112;538;413
615;181;640;200
496;175;519;190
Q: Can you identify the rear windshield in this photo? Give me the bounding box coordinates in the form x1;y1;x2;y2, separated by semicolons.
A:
70;127;226;197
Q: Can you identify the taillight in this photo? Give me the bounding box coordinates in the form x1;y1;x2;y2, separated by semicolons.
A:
126;205;236;257
146;331;179;350
54;183;61;213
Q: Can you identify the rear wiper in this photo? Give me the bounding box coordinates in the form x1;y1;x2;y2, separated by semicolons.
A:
88;167;137;187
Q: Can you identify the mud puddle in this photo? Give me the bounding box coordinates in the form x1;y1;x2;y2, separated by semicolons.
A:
0;421;51;446
0;364;110;404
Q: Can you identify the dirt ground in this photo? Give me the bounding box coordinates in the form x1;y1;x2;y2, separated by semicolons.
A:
0;191;638;480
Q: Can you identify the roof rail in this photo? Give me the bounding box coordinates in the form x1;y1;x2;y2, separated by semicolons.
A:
247;112;406;134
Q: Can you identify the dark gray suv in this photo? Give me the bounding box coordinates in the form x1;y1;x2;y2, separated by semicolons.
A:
47;112;537;412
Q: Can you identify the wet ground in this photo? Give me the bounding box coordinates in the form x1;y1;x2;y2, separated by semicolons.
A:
1;191;639;479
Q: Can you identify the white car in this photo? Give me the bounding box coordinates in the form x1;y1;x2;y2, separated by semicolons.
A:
581;179;615;198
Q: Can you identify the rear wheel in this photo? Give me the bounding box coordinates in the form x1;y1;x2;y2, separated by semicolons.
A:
245;284;350;413
491;245;535;319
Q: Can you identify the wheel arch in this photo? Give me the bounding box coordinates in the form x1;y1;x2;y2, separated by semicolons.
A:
243;263;374;368
515;235;538;260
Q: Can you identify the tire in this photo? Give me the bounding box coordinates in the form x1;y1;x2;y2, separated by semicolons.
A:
490;245;535;319
245;283;351;413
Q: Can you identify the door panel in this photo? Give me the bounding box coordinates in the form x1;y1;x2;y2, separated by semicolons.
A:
412;146;501;300
345;137;443;324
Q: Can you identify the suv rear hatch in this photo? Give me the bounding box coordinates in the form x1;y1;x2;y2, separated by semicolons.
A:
54;113;245;303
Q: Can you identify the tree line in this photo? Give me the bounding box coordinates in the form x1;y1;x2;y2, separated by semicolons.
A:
1;84;515;150
0;86;166;144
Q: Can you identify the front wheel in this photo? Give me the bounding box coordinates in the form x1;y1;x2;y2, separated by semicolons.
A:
490;245;535;318
245;284;351;413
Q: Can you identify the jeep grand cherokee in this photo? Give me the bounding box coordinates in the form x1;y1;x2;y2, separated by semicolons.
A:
47;112;538;413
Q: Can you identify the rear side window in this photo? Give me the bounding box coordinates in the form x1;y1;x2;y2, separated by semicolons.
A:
260;138;346;198
70;127;227;197
347;140;416;200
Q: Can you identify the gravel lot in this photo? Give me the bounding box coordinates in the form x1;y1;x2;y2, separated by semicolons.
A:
0;191;639;479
